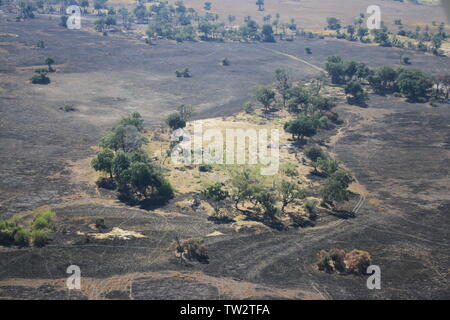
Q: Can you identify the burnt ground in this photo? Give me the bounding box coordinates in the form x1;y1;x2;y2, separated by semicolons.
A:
0;13;449;299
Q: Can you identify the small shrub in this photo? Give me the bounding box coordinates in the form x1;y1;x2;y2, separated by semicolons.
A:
242;102;254;114
96;177;117;190
344;249;372;274
317;248;372;275
30;70;50;84
304;201;317;219
14;229;30;247
32;211;56;231
31;229;51;247
156;180;175;200
198;164;213;172
95;217;106;230
280;162;298;177
180;237;209;262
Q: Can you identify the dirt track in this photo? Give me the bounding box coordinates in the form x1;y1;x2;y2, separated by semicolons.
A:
0;13;449;299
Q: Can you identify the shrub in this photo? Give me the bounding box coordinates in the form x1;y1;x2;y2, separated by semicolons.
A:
179;237;209;262
156;180;175;200
30;70;50;84
344;249;372;274
60;16;68;28
95;217;106;230
242;102;254;114
221;57;230;66
280;162;298;177
31;229;51;247
199;164;213;172
166;112;186;130
0;220;18;245
317;248;346;273
304;201;317;216
14;229;30;247
32;211;56;231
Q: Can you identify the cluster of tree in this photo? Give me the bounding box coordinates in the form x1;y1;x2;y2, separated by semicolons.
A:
165;104;194;130
326;15;447;56
94;15;116;33
31;69;50;84
91;112;174;202
175;68;191;78
18;1;36;19
325;55;445;103
317;248;372;275
248;69;338;143
201;167;312;225
0;211;56;247
252;68;337;116
304;146;354;208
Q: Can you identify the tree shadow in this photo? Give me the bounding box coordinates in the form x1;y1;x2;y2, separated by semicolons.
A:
207;216;235;225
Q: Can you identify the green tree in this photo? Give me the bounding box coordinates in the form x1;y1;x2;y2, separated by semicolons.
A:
305;146;327;172
326;17;341;30
128;162;163;198
261;24;275;42
30;69;50;84
118;112;144;132
320;169;354;207
278;180;306;213
345;81;368;105
283;114;319;142
286;84;310;113
166;112;186;130
275;68;291;108
201;183;230;217
397;68;432;101
91;148;115;178
325;56;346;84
45;57;55;72
255;189;278;221
254;85;276;113
203;1;211;10
256;0;265;11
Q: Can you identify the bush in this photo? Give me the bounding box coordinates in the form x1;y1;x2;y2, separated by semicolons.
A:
345;249;372;274
166;112;186;130
242;102;254;114
304;201;317;217
31;229;51;247
0;220;18;245
30;71;50;84
176;68;191;78
198;164;213;172
32;211;56;231
95;217;106;230
280;162;298;177
178;237;209;263
317;248;347;273
14;229;30;247
156;180;175;200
